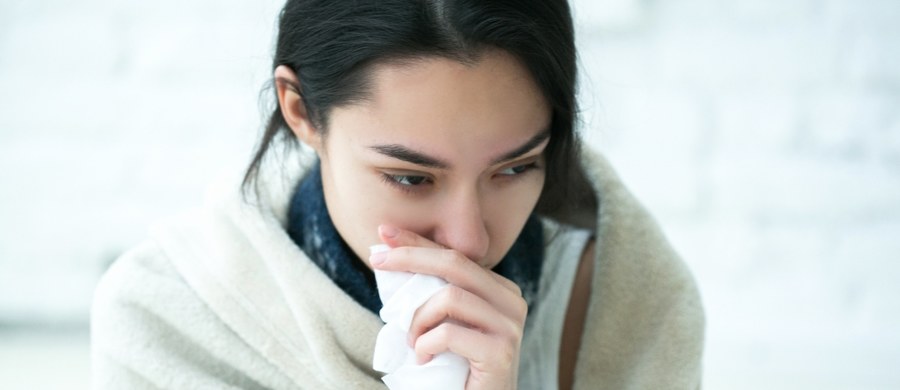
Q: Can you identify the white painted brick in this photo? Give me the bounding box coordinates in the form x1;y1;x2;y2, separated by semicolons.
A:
656;23;835;91
584;85;711;217
590;87;708;153
655;0;728;26
0;11;120;80
579;37;664;92
801;90;897;160
825;0;900;87
830;223;900;329
876;116;900;169
603;150;706;220
0;137;249;321
572;0;646;31
843;30;900;89
825;0;900;31
708;155;900;224
727;0;821;24
0;79;123;140
0;332;90;390
124;18;266;82
715;91;800;154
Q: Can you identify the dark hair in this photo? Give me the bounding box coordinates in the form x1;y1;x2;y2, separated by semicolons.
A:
244;0;597;228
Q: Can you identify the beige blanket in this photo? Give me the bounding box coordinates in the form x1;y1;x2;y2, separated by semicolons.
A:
91;148;704;389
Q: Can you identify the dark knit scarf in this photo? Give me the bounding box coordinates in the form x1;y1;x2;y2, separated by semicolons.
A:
286;162;544;315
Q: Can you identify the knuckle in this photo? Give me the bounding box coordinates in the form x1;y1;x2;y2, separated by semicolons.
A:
499;316;524;343
396;246;414;258
443;284;466;303
502;344;517;364
434;322;454;344
493;273;521;295
492;339;517;365
442;248;467;268
409;308;426;335
513;297;528;322
415;323;453;355
509;283;523;297
509;321;524;343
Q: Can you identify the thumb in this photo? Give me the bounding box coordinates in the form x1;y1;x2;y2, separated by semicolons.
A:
378;224;445;250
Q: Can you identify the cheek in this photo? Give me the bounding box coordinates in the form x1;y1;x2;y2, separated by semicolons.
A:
483;174;546;265
321;156;434;258
368;190;441;239
319;156;389;260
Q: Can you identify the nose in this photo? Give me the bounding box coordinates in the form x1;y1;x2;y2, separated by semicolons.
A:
432;188;490;264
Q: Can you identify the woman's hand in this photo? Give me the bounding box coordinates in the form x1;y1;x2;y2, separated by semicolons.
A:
369;225;527;390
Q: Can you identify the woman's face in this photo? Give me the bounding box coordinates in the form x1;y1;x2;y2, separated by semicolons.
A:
305;51;550;269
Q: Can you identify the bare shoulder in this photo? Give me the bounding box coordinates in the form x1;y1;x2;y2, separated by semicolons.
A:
558;237;595;390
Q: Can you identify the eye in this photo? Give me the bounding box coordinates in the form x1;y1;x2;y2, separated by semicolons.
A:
380;173;433;194
387;174;428;186
497;162;538;176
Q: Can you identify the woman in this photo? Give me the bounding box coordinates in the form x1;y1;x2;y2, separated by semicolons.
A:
91;0;704;389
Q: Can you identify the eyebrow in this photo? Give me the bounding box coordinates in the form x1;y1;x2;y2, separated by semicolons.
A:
491;129;551;165
369;144;450;169
369;128;551;169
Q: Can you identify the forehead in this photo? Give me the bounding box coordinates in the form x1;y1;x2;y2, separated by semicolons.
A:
329;51;551;162
368;51;546;118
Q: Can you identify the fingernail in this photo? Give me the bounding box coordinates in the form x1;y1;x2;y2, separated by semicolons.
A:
379;225;399;238
369;251;387;266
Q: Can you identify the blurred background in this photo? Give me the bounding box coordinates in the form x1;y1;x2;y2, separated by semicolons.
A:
1;0;898;388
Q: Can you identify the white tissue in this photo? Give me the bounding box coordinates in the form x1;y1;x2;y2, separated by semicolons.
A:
370;244;470;390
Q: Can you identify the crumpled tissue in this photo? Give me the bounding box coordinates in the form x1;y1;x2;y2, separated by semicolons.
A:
370;244;469;390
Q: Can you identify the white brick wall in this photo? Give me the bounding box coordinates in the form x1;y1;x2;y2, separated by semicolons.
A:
1;0;898;388
0;0;284;322
572;0;900;387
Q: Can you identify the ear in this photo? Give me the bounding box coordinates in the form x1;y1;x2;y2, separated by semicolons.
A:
275;65;322;150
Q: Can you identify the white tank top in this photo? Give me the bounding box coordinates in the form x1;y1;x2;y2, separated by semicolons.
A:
518;219;593;390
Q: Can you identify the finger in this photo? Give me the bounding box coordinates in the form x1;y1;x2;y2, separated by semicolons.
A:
372;247;528;322
486;272;523;297
378;224;444;250
379;225;520;296
373;246;498;299
407;285;516;345
414;322;519;372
